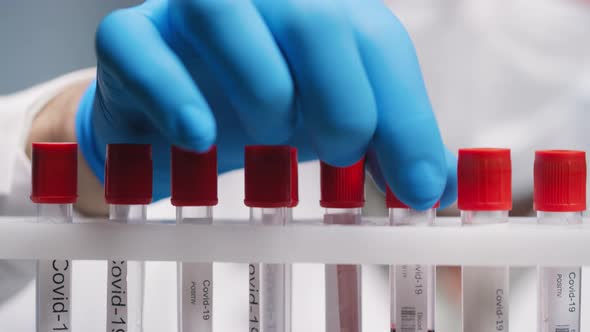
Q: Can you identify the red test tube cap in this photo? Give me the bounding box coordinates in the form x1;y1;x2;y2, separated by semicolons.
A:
105;144;152;205
534;150;586;212
386;185;440;209
171;146;218;206
289;148;299;208
31;143;78;204
320;158;365;208
458;148;512;211
244;146;292;208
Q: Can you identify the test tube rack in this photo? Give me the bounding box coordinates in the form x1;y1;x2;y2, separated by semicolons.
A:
0;217;587;266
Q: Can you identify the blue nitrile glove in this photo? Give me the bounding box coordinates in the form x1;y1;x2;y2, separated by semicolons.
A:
76;0;457;209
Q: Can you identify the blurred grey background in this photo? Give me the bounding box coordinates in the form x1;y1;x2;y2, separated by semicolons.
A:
0;0;140;94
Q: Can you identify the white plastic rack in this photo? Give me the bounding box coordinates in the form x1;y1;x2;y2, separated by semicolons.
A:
0;217;588;266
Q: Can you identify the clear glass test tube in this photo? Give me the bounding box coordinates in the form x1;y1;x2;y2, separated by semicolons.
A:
319;158;365;332
244;145;294;332
30;142;78;332
36;203;74;332
458;148;512;332
249;207;292;332
104;143;152;332
534;150;586;332
389;205;436;332
171;145;218;332
177;206;214;332
324;208;362;332
107;204;147;332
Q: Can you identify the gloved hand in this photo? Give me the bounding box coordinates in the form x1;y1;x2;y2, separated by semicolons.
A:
76;0;457;208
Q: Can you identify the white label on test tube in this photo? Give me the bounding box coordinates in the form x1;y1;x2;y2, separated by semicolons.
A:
36;204;73;332
107;260;128;330
461;211;510;332
250;263;261;331
107;204;146;332
389;208;436;332
324;209;362;332
462;266;509;332
177;206;214;332
179;263;213;331
537;212;583;332
37;259;72;332
249;208;291;332
539;267;581;332
393;265;435;332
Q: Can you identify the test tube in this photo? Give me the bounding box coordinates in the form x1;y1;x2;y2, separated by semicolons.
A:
171;146;218;332
534;150;586;332
386;187;437;332
31;143;77;332
458;148;512;332
104;144;152;332
244;145;295;332
320;159;365;332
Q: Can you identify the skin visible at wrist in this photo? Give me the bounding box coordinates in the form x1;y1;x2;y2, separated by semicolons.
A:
26;80;108;216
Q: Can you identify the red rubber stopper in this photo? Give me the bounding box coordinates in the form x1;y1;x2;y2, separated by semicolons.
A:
320;158;365;208
105;144;152;205
386;185;440;209
171;145;218;206
289;148;299;208
244;145;292;208
534;150;586;212
31;142;78;204
458;148;512;211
